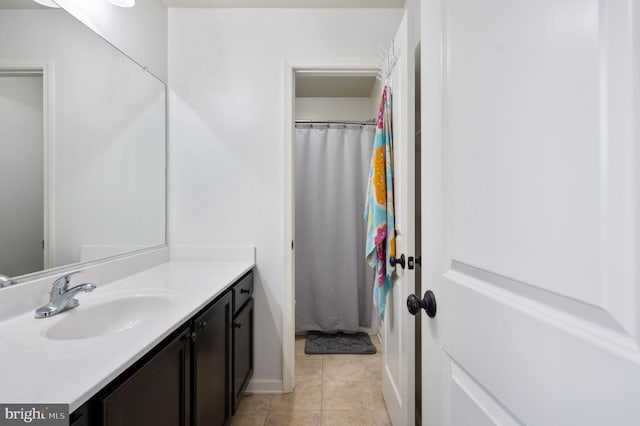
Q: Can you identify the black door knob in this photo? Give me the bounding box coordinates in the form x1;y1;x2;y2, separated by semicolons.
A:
406;290;437;318
390;254;406;269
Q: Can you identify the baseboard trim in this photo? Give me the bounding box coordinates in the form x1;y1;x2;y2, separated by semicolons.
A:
245;379;284;394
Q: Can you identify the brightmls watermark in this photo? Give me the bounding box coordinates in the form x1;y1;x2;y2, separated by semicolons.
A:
0;405;68;425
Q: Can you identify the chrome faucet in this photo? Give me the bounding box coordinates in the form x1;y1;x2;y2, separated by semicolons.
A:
35;271;96;318
0;274;16;288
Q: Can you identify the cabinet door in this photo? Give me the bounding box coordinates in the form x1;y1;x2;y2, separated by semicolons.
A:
101;329;191;426
233;298;253;412
69;403;90;426
193;290;232;426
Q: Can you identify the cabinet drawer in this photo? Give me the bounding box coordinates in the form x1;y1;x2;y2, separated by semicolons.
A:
233;271;253;315
233;298;253;412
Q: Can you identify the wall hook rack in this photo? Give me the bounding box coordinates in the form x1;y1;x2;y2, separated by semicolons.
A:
376;40;398;86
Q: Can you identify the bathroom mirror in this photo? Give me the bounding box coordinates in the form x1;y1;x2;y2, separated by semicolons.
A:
0;2;166;280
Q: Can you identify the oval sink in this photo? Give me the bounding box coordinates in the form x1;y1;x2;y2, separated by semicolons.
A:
44;293;175;341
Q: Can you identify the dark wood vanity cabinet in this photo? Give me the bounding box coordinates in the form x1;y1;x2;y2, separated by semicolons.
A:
232;283;254;413
73;270;254;426
192;290;233;426
101;329;191;426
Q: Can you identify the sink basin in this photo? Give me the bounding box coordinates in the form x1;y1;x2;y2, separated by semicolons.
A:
44;292;175;341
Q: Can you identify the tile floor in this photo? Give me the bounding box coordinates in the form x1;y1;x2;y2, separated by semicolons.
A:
231;335;390;426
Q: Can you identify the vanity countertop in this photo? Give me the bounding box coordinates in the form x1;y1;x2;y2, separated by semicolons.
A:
0;260;254;411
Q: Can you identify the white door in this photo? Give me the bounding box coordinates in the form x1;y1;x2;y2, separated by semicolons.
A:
421;0;640;424
382;10;416;426
0;73;44;277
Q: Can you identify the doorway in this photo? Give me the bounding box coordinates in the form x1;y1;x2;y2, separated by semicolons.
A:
294;71;381;336
283;13;416;421
282;62;391;421
282;59;383;394
0;63;51;278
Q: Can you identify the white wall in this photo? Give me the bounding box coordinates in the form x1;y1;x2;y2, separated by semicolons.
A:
0;9;166;270
169;8;403;388
369;77;384;119
55;0;168;82
295;97;372;122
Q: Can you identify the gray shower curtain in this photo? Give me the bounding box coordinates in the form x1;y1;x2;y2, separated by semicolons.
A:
295;123;376;332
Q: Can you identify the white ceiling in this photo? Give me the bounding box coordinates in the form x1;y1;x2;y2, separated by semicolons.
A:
1;0;404;10
0;0;51;9
163;0;404;8
296;75;377;98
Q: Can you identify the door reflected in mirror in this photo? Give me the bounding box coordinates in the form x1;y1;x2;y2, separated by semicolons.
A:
0;4;166;279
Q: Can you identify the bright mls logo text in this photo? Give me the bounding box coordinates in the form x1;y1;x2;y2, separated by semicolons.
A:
3;406;66;424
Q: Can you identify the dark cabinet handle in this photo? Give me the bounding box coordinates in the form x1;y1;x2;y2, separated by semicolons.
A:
390;254;406;269
198;321;207;331
181;331;197;343
406;290;437;318
240;288;250;294
233;322;242;329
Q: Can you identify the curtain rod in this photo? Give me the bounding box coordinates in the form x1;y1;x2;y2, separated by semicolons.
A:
295;120;376;125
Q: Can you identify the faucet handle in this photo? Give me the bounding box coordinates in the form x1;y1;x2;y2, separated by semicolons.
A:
51;270;84;292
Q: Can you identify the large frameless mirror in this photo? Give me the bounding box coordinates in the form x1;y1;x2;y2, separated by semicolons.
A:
0;0;166;282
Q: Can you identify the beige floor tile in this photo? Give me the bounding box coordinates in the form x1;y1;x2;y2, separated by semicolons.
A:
231;345;389;425
322;381;376;411
369;349;382;360
373;348;383;358
270;381;322;411
230;410;268;426
321;354;366;362
296;357;322;383
322;357;368;382
362;356;382;382
295;336;308;358
371;335;383;355
370;334;381;348
265;411;321;426
362;353;381;365
237;394;273;412
370;387;387;411
321;410;391;426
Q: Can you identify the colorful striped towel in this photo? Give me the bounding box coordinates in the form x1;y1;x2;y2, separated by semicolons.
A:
364;86;395;319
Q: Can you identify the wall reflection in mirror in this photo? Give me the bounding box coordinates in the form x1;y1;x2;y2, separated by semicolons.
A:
0;2;166;280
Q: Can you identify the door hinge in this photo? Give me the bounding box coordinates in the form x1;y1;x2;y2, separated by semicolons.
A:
291;240;294;250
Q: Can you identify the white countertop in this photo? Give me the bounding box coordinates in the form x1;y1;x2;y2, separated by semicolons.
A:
0;260;254;411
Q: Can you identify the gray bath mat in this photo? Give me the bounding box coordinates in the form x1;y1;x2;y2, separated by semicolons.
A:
304;331;377;355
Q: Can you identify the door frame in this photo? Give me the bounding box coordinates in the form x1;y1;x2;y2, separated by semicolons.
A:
0;60;54;272
282;57;379;392
420;0;445;421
